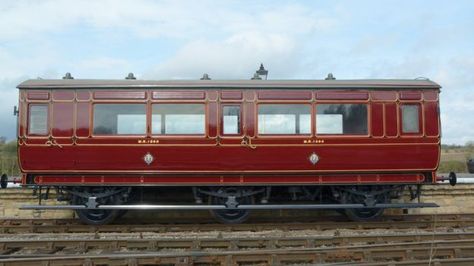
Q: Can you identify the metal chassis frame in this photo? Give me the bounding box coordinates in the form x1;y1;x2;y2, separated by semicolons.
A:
21;202;438;211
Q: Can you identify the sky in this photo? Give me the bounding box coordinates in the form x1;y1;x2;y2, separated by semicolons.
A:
0;0;473;144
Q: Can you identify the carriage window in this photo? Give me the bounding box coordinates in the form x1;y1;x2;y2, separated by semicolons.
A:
152;104;205;134
28;105;48;135
401;104;420;133
316;104;367;134
93;104;146;135
258;104;311;135
222;105;241;134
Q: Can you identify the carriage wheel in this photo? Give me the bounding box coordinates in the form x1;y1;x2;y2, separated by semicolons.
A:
341;187;389;222
72;188;123;225
209;187;253;224
0;174;7;189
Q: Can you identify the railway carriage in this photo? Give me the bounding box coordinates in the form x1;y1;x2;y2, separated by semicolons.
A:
16;73;453;224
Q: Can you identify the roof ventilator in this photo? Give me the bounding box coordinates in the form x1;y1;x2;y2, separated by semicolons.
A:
200;73;211;80
325;73;336;80
125;73;136;80
62;72;74;79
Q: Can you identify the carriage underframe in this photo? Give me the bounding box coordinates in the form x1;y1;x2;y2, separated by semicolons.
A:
22;180;450;225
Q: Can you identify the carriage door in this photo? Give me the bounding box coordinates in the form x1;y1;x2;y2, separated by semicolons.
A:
20;91;52;170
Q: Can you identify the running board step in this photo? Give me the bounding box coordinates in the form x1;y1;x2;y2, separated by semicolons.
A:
21;202;438;210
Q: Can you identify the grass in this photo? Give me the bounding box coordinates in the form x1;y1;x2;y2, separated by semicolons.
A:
440;146;473;173
440;151;469;162
438;160;468;173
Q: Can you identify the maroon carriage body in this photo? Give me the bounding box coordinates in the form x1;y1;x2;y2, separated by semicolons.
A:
17;79;441;186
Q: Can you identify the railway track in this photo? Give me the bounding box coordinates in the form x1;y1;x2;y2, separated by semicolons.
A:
1;213;474;265
0;213;474;234
2;231;474;252
1;233;474;265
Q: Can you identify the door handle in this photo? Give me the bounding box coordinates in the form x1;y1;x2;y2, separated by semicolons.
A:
18;136;27;146
46;137;63;148
241;135;256;149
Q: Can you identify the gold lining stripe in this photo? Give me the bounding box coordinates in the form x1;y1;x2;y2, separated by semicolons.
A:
23;167;439;174
21;141;440;147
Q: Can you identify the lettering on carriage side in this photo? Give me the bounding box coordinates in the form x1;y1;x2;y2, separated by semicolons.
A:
138;139;160;144
303;139;325;144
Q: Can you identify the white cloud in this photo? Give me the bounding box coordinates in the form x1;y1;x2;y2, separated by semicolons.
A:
221;4;337;35
0;45;60;78
0;0;179;40
141;3;337;79
433;56;474;145
72;57;132;78
0;1;336;41
144;32;297;79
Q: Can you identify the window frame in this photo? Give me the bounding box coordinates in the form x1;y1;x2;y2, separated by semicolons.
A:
220;104;243;136
27;103;49;136
150;103;207;136
256;103;312;137
92;103;148;137
400;103;423;136
314;102;370;137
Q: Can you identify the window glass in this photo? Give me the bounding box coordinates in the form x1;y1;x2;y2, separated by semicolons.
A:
258;104;311;135
316;104;367;135
401;104;420;133
222;106;240;134
29;105;48;135
93;104;146;135
152;104;205;134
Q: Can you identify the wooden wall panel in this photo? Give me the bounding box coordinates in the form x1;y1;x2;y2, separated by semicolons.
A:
385;103;398;137
76;102;90;137
52;102;74;137
371;103;384;137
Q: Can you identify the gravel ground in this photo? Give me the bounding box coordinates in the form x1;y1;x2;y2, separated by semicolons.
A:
1;226;472;241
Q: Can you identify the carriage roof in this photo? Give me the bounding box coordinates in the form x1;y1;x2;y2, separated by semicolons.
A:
17;78;440;90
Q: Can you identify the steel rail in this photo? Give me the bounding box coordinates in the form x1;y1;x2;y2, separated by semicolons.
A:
1;232;474;252
355;258;474;266
0;240;473;265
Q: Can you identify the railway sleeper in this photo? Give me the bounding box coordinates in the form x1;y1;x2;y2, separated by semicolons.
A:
2;239;474;265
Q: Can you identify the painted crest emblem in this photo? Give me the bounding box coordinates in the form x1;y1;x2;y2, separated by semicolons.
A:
143;152;154;165
309;152;319;165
